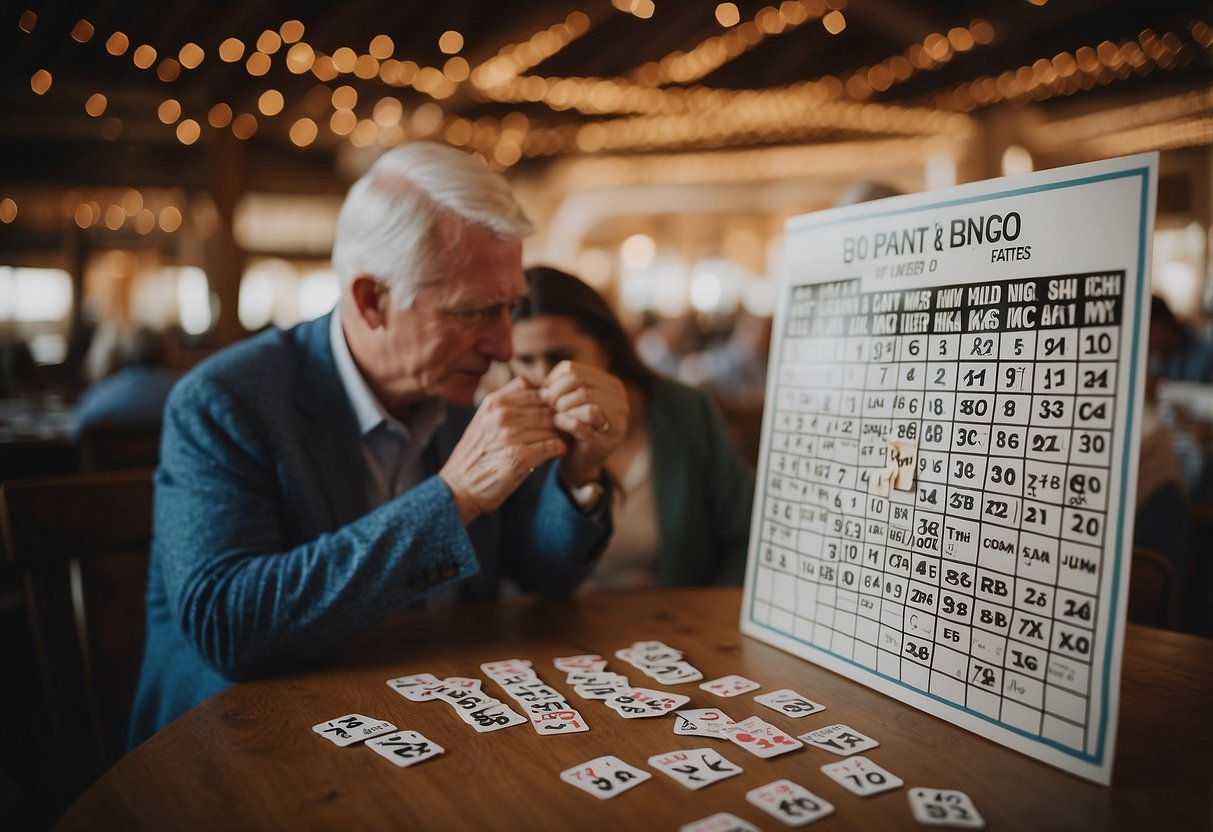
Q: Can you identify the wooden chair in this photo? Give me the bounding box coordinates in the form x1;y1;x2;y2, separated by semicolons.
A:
1127;545;1180;629
0;468;154;803
78;424;161;472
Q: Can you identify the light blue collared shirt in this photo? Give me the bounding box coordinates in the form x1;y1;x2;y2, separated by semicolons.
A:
329;309;446;509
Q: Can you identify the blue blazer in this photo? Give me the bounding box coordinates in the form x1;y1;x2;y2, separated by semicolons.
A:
128;313;609;746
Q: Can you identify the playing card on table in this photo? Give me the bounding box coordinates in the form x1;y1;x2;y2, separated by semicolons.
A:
365;730;444;768
442;676;483;692
464;702;527;733
448;690;494;713
565;670;629;686
531;706;590;734
560;755;650;799
754;689;826;718
746;779;834;827
680;812;762;832
574;681;631;700
554;654;608;673
821;756;903;797
724;715;803;758
907;788;985;828
312;714;396;746
673;708;734;738
699;675;761;697
798;723;879;756
632;649;685;670
508;681;564;703
606;688;690;718
648;748;742;790
629;639;682;658
654;663;704;684
524;697;574;716
480;658;533;679
386;673;442;701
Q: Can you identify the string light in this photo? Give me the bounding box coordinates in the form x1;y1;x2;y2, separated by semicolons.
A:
104;204;125;230
179;43;205;69
134;208;155;234
219;38;245;62
933;25;1207;111
70;20;95;44
280;20;305;44
258;90;285;116
438;31;464;54
629;1;825;86
289;117;318;146
132;45;157;69
18;10;36;34
353;54;380;79
246;52;271;76
286;42;315;74
208;102;234;127
822;10;845;35
10;8;1209;167
176;119;201;145
716;4;741;28
159;206;183;232
231;113;258;139
157;99;182;124
30;69;52;95
257;30;282;54
472;11;591;89
106;32;129;55
370;34;395;59
157;59;181;82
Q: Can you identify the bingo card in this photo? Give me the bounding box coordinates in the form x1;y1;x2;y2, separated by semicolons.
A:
740;153;1158;784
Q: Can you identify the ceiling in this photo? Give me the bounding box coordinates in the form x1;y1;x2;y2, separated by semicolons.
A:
0;0;1209;194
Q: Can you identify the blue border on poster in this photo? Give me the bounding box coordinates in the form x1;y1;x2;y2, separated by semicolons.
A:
745;164;1152;767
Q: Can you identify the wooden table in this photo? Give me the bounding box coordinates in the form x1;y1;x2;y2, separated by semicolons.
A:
56;588;1213;831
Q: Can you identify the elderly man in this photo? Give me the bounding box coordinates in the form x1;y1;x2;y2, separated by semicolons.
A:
128;142;627;745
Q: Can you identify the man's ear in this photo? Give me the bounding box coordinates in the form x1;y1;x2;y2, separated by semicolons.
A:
350;275;388;329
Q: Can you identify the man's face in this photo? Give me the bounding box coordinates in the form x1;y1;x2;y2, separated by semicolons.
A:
376;221;525;408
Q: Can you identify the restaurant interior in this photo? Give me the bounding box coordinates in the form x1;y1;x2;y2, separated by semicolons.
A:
0;0;1210;828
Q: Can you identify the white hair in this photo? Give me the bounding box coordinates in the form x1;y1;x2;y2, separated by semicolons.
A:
331;141;533;306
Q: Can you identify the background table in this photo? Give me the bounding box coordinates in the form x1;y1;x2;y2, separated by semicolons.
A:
56;588;1212;830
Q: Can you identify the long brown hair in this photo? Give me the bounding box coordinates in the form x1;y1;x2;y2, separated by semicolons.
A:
514;266;658;385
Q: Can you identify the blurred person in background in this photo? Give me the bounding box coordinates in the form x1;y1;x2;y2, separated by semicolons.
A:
635;313;697;379
679;310;772;409
511;266;755;589
1149;294;1213;383
69;326;179;439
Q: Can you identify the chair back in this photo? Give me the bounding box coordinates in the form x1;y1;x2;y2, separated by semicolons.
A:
1127;545;1180;629
78;425;161;471
0;468;153;790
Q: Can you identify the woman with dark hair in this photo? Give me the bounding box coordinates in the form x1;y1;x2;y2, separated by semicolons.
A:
512;266;755;589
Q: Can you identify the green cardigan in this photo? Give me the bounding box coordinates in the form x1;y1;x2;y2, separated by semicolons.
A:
646;378;757;586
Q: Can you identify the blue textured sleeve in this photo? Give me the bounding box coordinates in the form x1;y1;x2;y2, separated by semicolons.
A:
153;374;480;681
498;463;612;598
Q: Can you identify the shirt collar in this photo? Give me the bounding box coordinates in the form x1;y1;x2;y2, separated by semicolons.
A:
330;308;388;436
329;308;446;440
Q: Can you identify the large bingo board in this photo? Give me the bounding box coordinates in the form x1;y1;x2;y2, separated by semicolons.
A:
740;153;1158;784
